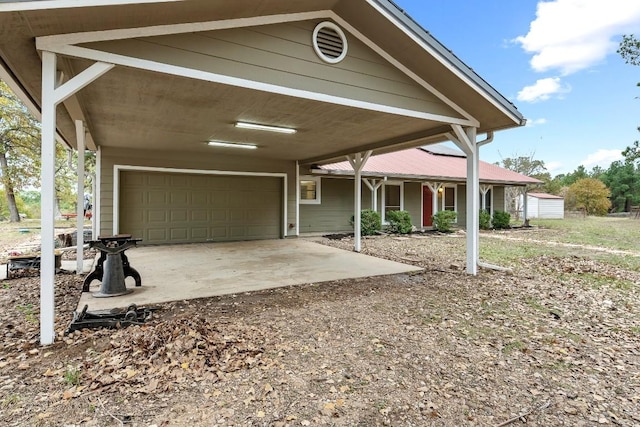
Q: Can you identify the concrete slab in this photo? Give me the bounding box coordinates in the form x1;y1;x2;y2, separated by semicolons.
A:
77;239;422;311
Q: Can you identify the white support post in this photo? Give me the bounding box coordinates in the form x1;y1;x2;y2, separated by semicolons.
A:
39;53;113;345
522;187;529;225
426;182;442;216
450;125;479;275
75;120;85;275
480;184;491;211
363;178;385;212
347;151;372;252
40;51;57;346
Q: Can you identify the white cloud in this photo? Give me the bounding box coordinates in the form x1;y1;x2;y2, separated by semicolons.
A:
580;149;624;169
515;0;640;75
545;161;564;173
525;118;548;127
517;77;570;102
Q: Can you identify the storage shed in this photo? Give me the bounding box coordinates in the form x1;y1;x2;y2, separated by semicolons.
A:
526;193;564;219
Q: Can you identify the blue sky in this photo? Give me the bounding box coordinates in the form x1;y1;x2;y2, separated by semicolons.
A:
393;0;640;175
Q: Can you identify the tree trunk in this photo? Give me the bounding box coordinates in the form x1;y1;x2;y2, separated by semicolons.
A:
0;152;20;222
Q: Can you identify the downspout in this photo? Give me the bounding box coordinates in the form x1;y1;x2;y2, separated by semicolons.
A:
477;131;494;147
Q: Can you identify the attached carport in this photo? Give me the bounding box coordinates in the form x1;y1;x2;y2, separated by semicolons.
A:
0;0;525;344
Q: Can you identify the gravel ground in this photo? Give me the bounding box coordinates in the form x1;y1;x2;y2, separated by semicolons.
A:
0;232;639;426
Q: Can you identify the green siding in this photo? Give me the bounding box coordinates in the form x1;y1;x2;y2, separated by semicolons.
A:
299;178;354;234
403;182;421;228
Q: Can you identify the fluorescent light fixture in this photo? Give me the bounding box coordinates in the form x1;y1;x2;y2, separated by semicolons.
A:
235;121;296;134
207;140;257;150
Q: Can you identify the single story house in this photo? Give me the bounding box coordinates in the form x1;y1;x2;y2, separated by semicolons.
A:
0;0;526;343
524;193;565;219
299;144;541;233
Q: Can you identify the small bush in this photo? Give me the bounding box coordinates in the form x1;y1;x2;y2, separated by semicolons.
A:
432;210;457;232
350;209;381;236
492;210;511;229
479;209;491;230
385;210;412;234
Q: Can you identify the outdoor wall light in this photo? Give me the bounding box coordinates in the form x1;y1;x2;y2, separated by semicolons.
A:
207;140;257;150
235;121;296;134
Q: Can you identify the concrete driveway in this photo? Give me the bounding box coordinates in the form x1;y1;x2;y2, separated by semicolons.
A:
78;239;422;311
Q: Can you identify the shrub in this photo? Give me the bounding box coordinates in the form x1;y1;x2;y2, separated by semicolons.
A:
432;210;457;232
479;209;491;230
492;210;511;229
385;210;412;234
350;209;381;236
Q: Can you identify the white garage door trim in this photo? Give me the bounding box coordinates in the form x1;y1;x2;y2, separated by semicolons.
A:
113;165;288;238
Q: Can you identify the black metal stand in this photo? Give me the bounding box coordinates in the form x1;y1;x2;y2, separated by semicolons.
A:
82;234;142;295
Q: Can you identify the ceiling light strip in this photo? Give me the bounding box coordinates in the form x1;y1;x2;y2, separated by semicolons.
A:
235;121;296;134
207;140;257;150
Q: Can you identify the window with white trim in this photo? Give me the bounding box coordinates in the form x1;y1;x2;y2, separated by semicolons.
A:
299;176;321;204
383;181;404;216
441;185;456;211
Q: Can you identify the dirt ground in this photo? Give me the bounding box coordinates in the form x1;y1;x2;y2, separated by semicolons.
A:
0;231;639;426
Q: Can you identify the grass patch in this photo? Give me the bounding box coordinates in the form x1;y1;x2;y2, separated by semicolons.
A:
16;303;37;323
63;365;82;386
502;340;525;354
530;217;640;252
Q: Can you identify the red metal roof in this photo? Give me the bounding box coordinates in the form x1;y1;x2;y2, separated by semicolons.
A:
528;192;563;199
318;147;542;185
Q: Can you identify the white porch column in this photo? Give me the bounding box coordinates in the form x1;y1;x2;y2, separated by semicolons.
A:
75;120;85;275
522;187;529;225
449;125;479;275
347;151;372;252
480;184;492;211
363;178;385;211
426;182;442;216
39;54;114;345
40;51;57;345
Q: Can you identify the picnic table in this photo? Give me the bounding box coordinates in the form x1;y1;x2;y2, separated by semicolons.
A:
61;212;92;220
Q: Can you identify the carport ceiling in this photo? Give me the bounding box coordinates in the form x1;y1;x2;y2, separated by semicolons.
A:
67;60;441;162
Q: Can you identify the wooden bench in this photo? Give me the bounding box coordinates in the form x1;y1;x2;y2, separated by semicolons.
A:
61;212;92;220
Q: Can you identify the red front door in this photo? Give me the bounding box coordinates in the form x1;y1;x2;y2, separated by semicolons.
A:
422;186;433;226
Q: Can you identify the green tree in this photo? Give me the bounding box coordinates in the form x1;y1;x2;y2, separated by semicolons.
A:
566;178;611;216
618;34;640;66
601;160;640;212
498;153;548;219
0;80;41;222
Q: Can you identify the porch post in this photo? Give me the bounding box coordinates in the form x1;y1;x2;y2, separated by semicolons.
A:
40;51;57;345
480;184;491;211
522;187;529;225
466;127;479;274
347;151;372;252
426;182;442;217
449;125;479;275
39;56;114;345
76;120;85;275
363;178;385;212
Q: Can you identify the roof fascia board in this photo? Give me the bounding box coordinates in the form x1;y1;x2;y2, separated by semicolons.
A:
0;0;182;12
312;169;533;186
367;0;524;126
38;44;476;127
36;10;479;128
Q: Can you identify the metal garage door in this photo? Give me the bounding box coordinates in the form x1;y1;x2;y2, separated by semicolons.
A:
119;171;282;244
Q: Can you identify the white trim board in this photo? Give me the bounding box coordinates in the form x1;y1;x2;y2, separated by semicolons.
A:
112;165;289;239
0;0;181;12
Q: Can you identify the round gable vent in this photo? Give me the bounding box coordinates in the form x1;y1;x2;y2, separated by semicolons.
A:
312;21;348;64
